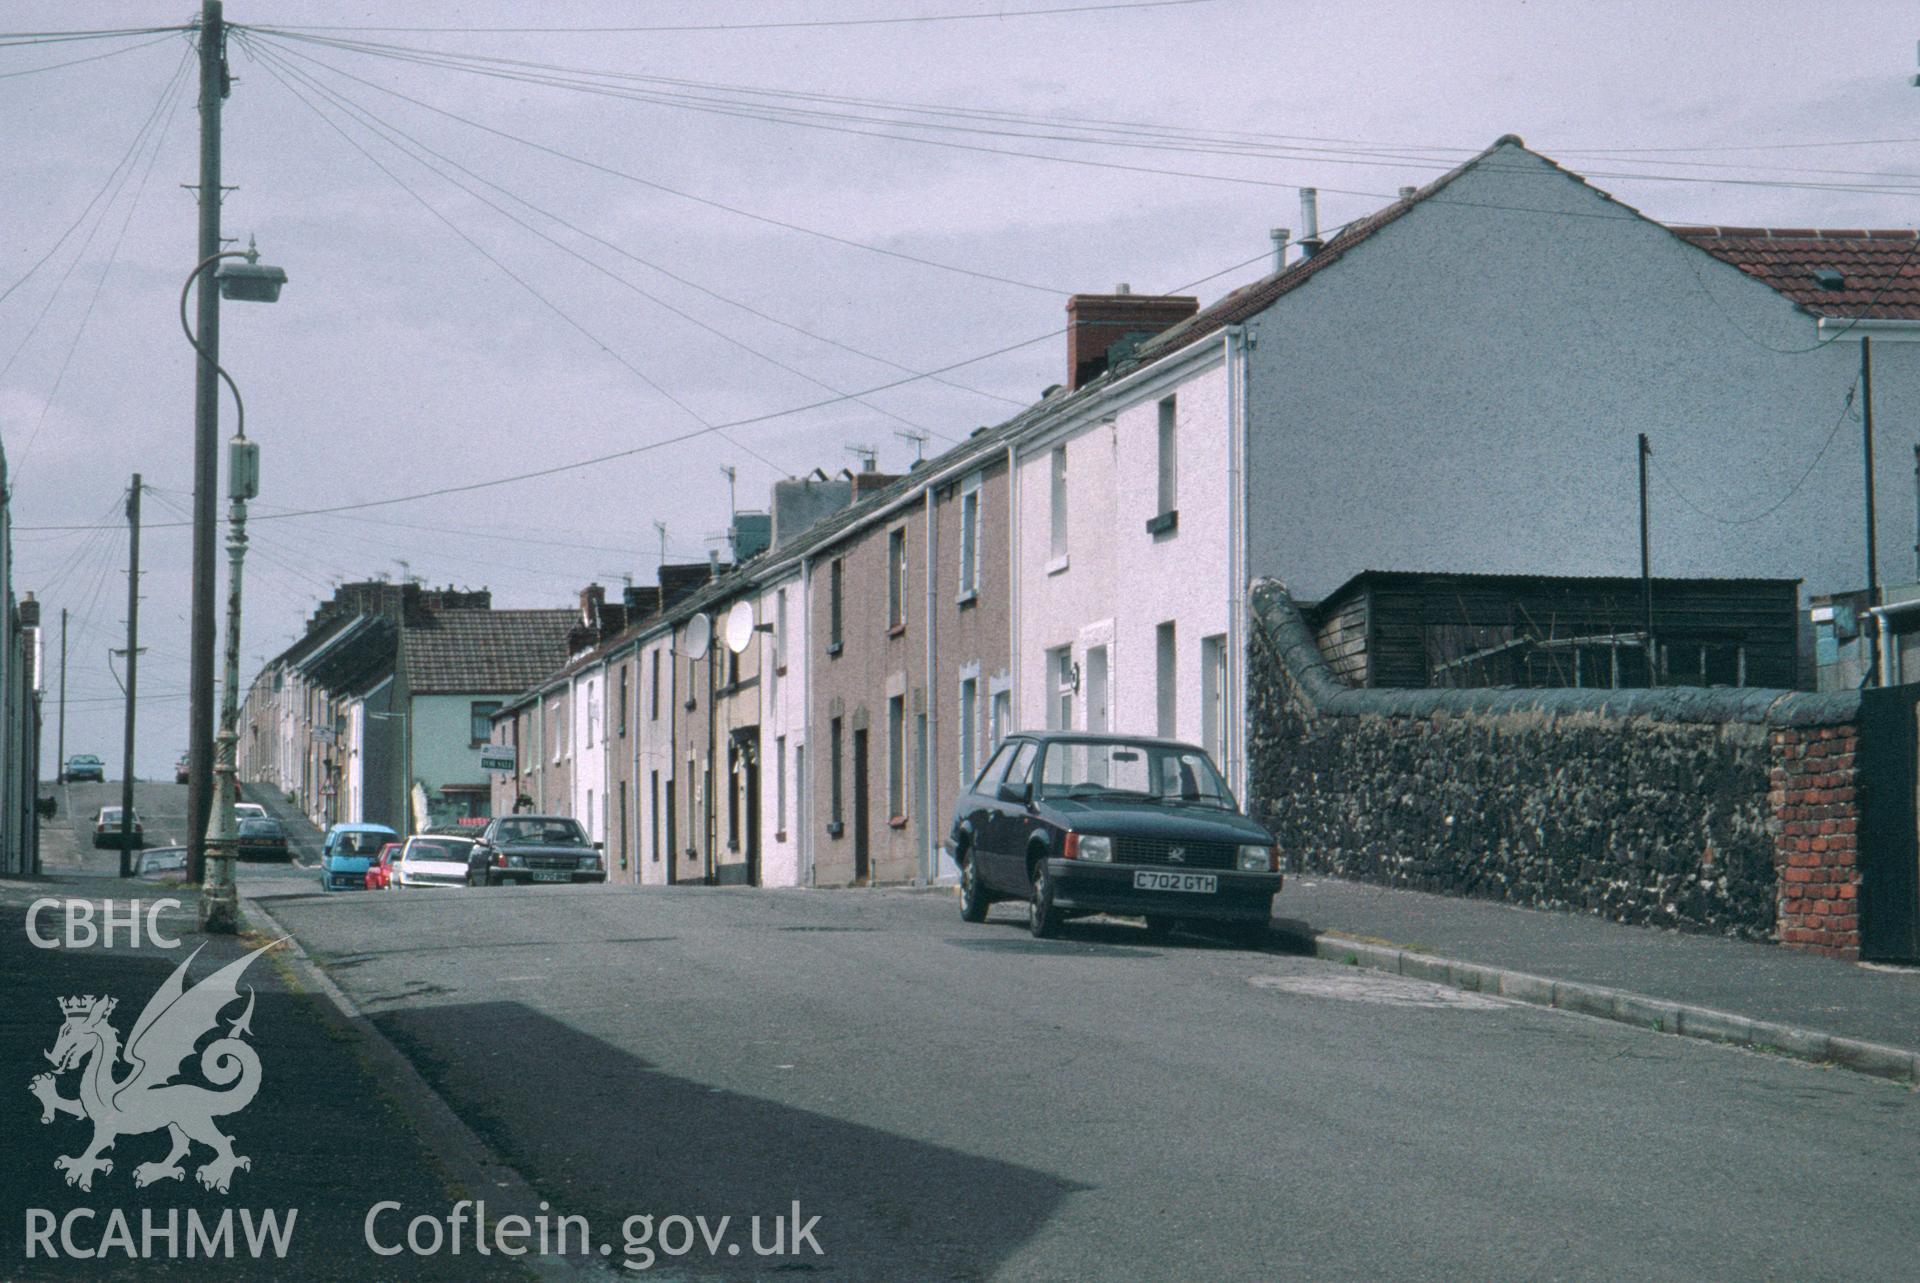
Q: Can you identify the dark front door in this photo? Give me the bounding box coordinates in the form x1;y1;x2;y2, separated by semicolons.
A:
1860;684;1920;961
744;734;762;887
852;728;871;883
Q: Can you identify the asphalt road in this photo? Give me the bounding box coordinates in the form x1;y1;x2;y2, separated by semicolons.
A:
245;877;1920;1282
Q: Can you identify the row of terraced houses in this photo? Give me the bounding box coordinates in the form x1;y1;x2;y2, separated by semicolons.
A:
241;137;1920;899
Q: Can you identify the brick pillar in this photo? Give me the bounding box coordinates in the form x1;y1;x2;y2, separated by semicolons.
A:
1769;724;1862;958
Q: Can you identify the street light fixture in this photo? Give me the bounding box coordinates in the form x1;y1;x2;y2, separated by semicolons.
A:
181;235;287;933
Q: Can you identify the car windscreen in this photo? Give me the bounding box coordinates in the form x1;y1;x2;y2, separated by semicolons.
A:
1034;741;1236;808
405;841;471;862
238;819;281;836
494;819;587;846
332;832;388;856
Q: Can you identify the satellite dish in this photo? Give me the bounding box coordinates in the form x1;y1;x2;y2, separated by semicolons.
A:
683;612;711;660
725;600;756;655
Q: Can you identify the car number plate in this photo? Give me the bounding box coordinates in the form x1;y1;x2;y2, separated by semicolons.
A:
531;870;569;883
1133;870;1217;894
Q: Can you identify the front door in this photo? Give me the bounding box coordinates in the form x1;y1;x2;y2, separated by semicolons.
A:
914;712;931;881
744;734;762;887
852;728;870;883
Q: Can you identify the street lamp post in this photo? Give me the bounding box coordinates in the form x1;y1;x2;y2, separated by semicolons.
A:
181;240;286;933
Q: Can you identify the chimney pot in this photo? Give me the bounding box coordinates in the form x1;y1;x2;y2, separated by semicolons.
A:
1298;187;1323;258
1114;282;1131;295
1269;227;1290;272
1398;185;1417;200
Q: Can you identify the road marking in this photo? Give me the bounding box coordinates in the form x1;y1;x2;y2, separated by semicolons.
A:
1249;971;1508;1010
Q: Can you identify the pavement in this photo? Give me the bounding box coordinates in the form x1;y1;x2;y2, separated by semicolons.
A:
4;783;543;1281
1269;875;1920;1083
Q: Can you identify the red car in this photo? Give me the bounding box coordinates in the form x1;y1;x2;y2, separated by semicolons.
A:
365;842;404;890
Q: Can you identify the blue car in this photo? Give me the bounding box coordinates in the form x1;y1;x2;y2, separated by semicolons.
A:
319;823;399;892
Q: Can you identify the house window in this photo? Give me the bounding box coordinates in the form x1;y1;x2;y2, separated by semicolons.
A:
665;770;678;863
551;701;565;764
887;528;908;632
1048;646;1074;730
618;788;630;869
776;735;788;835
586;680;599;747
958;677;978;785
775;586;788;671
470;700;501;746
617;664;628;738
1156;395;1178;517
649;770;661;862
887;695;906;818
1201;634;1226;765
1048;446;1068;561
829;717;844;826
650;649;661;720
1156;621;1177;738
991;689;1011;749
959;478;980;598
830;558;845;651
586;788;595;840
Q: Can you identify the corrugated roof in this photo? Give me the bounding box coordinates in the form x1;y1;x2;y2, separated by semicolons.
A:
1669;227;1920;319
403;609;576;695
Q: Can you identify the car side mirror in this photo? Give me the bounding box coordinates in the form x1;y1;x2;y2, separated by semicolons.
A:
997;782;1030;805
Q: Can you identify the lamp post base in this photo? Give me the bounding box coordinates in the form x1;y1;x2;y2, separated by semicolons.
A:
199;850;240;933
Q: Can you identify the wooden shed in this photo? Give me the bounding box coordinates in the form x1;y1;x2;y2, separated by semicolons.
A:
1306;571;1803;691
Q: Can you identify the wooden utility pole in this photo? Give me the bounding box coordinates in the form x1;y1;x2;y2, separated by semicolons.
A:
55;608;66;784
1863;336;1881;685
1639;433;1655;687
187;0;226;883
118;475;142;876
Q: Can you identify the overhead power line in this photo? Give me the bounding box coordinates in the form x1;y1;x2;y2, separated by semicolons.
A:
244;1;1217;35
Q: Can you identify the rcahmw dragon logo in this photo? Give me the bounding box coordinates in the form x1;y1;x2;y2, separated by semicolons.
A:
28;940;281;1194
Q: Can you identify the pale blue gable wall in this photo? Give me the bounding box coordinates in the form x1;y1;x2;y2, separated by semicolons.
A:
1243;141;1919;604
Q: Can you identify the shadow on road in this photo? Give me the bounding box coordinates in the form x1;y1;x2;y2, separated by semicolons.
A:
375;998;1085;1279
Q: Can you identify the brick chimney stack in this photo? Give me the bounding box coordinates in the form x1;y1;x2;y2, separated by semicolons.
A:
1065;286;1199;389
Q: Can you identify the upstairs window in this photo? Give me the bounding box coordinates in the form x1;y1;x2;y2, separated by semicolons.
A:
959;478;980;598
1156;395;1178;517
1048;446;1068;562
829;558;845;651
470;700;501;747
887;528;908;632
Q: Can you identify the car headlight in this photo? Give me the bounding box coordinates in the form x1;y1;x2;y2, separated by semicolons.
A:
1075;835;1112;863
1238;844;1275;872
507;854;525;868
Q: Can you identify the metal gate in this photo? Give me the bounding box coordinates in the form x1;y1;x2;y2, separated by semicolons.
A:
1857;685;1920;961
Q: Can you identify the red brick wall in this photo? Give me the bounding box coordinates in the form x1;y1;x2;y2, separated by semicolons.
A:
1770;724;1861;958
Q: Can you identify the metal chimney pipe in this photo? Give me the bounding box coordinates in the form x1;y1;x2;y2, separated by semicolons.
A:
1269;227;1290;272
1298;188;1322;258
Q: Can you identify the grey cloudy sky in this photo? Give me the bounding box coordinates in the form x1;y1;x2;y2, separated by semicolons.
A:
4;0;1916;779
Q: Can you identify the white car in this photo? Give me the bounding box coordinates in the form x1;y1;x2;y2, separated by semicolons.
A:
395;835;474;889
233;802;269;822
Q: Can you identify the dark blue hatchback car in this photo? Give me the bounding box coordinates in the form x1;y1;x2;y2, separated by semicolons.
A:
944;732;1282;941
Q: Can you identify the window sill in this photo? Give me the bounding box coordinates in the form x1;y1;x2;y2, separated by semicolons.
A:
826;641;844;657
826;821;844;838
887;815;907;829
1045;554;1070;576
887;623;907;638
956;588;978;608
1146;509;1179;537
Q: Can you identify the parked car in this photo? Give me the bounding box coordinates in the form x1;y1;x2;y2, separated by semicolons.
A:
397;835;476;889
64;754;105;783
235;816;289;861
318;823;399;892
174;753;190;785
945;732;1283;941
91;805;144;850
135;845;189;882
233;801;269;822
365;842;404;890
466;815;606;887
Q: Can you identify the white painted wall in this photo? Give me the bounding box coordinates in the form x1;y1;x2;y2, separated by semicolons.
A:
1014;355;1235;765
755;572;805;887
570;661;608;843
1243;141;1920;606
635;633;675;885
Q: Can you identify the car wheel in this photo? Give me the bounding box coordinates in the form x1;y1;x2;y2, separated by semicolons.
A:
958;857;989;923
1143;915;1177;940
1028;858;1059;939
